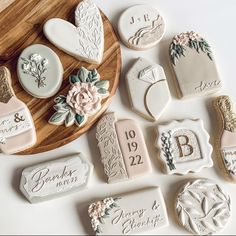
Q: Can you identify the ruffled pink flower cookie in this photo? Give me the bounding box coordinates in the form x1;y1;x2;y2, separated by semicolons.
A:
49;67;109;127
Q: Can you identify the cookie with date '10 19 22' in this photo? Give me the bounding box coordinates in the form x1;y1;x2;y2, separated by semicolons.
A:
20;153;93;203
169;31;222;99
175;179;231;235
44;0;104;64
0;66;36;155
214;95;236;183
155;119;213;175
96;112;152;183
118;5;165;50
88;187;169;235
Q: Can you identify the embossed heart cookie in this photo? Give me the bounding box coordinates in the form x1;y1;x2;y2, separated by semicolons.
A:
44;0;104;64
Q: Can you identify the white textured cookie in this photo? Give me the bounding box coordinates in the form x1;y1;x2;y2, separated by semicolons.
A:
44;0;104;64
156;119;213;175
176;179;231;235
118;5;165;50
126;57;171;121
169;31;222;98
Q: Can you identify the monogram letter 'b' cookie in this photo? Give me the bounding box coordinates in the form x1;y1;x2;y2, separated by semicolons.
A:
0;66;36;154
96;113;152;183
214;96;236;182
156;119;213;175
44;0;104;64
169;31;222;98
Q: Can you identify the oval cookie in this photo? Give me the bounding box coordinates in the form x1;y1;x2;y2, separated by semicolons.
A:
118;5;165;50
17;44;63;99
175;179;231;235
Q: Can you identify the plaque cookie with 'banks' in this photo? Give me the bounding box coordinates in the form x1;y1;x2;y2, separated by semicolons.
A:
156;119;213;175
169;31;222;98
20;153;93;203
88;187;169;235
214;95;236;182
96;112;152;183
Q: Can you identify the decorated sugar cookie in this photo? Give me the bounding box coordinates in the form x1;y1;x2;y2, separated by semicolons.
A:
214;96;236;182
88;187;169;235
118;5;165;50
156;119;213;175
0;66;36;154
169;31;222;98
20;153;93;203
49;67;109;127
176;179;231;235
44;0;104;64
126;57;171;120
17;44;63;98
96;113;152;183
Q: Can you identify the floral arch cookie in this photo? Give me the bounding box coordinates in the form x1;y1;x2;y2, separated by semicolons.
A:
170;31;222;98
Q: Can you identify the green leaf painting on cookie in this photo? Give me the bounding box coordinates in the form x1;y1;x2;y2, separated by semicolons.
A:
170;31;213;65
49;67;109;127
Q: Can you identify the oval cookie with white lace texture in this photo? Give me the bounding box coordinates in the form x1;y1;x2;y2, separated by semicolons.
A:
118;5;165;50
17;44;63;99
175;179;231;235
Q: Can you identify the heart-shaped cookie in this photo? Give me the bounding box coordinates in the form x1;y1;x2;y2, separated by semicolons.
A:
44;0;104;64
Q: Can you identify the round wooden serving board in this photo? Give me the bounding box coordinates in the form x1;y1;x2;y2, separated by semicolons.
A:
0;0;121;155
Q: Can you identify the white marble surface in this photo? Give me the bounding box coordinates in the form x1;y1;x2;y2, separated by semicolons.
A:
0;0;236;235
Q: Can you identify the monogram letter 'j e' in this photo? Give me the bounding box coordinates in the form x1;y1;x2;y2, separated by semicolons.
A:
175;135;194;157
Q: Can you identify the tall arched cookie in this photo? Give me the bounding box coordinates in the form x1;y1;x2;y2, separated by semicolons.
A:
0;66;36;154
170;31;222;98
214;96;236;182
96;113;152;183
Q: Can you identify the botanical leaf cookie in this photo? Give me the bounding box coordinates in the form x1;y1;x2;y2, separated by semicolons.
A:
169;31;222;98
88;187;169;235
96;113;152;183
118;5;165;50
214;96;236;182
49;67;109;128
44;0;104;64
156;119;213;175
17;44;63;98
126;57;171;121
176;179;231;235
0;66;36;154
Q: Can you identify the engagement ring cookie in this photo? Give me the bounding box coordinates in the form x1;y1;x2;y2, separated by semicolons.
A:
118;5;165;50
17;44;63;98
88;187;169;235
126;57;171;121
176;179;231;235
0;66;36;154
96;113;152;183
156;119;213;175
49;67;109;127
214;96;236;182
20;153;93;203
169;31;222;98
44;0;104;64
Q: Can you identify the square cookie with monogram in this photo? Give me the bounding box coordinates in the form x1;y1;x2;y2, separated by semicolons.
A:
169;31;222;98
20;153;93;203
0;66;36;154
126;57;171;121
118;5;165;50
88;187;169;235
214;96;236;182
96;113;152;183
156;119;213;175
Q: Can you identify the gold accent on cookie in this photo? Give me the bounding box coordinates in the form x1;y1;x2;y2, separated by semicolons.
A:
0;66;14;103
215;95;236;132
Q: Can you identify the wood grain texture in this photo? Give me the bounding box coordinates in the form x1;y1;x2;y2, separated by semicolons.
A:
0;0;121;155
